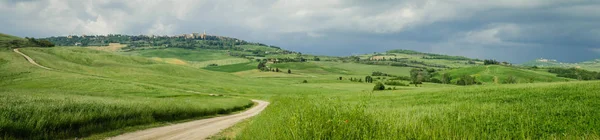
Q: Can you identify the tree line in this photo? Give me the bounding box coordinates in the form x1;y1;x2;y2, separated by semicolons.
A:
548;67;600;80
3;37;55;49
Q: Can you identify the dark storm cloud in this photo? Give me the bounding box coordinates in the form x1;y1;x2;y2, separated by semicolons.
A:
1;0;599;63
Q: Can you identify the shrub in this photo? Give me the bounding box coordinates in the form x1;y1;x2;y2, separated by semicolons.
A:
456;75;480;86
373;82;385;91
384;81;409;86
303;80;308;83
430;78;442;83
389;76;411;81
365;76;373;83
441;73;451;84
503;75;518;84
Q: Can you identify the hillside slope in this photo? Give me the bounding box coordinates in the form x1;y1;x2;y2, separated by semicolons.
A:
0;33;25;49
352;49;483;69
0;47;261;139
522;58;600;72
438;65;570;84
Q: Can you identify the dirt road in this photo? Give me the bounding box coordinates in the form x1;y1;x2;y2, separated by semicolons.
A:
13;48;52;70
109;100;269;140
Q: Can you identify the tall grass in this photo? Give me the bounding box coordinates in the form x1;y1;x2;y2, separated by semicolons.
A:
0;48;255;139
238;82;600;139
3;46;600;139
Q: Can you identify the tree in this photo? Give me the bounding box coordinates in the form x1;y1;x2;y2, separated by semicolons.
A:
276;68;280;72
288;69;291;74
441;73;451;84
484;59;500;65
302;80;308;83
456;75;479;85
373;82;385;91
410;68;426;87
313;56;320;61
257;62;266;70
8;40;25;49
339;77;343;80
365;76;373;83
37;39;55;47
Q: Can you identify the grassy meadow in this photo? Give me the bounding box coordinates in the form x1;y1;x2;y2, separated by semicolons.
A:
1;42;599;139
437;65;571;84
236;81;600;139
0;48;258;139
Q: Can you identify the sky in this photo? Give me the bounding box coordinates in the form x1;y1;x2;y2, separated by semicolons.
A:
1;0;599;63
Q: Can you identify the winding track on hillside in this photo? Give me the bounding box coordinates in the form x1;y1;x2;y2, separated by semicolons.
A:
110;100;269;140
13;49;52;70
12;48;270;139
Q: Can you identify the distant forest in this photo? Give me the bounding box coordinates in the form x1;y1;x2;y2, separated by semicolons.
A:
42;34;297;57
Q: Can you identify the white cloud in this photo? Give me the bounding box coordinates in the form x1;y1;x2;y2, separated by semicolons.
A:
460;23;521;45
1;0;599;62
0;0;582;36
147;22;176;35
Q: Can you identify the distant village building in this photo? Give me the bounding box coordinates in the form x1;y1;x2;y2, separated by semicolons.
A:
184;34;194;39
200;30;207;39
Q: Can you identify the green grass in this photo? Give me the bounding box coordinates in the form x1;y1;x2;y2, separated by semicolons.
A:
0;33;25;50
2;42;600;139
268;61;411;77
315;61;412;76
204;62;259;73
0;48;256;139
437;65;570;84
237;45;280;52
237;81;600;139
357;52;482;68
192;58;251;68
521;59;600;72
128;48;236;62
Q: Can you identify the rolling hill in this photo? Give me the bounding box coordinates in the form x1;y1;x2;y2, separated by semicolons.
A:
436;65;571;84
0;33;26;49
3;32;600;139
522;58;600;71
351;49;484;69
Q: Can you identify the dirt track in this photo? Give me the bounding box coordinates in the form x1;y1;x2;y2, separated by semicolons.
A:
13;48;52;70
109;100;269;140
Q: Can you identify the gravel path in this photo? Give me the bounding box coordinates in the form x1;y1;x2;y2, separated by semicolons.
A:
109;100;269;140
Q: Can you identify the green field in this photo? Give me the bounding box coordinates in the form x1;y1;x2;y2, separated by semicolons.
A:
128;48;236;62
437;65;571;84
0;33;25;50
0;47;255;139
204;62;259;72
522;59;600;72
2;33;600;139
237;81;600;139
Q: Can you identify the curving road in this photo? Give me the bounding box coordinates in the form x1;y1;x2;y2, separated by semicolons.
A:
13;48;52;70
109;100;269;140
